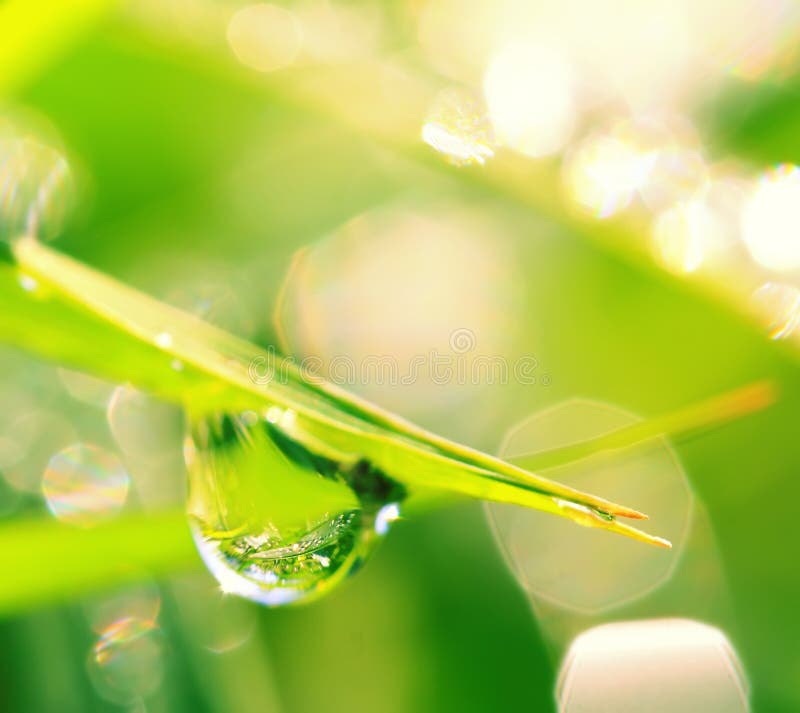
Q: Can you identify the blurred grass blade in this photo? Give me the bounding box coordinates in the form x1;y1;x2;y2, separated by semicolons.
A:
512;381;777;473
0;510;197;616
0;0;114;96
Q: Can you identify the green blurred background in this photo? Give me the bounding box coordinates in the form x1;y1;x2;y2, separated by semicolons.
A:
1;1;800;711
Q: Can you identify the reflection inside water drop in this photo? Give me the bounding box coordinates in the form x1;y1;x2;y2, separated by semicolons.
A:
185;409;405;606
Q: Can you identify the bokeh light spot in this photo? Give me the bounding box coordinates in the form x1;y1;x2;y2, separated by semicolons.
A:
297;1;381;63
0;131;74;242
639;146;708;214
557;619;749;712
42;443;130;527
651;198;728;274
274;204;521;415
227;4;302;73
483;42;577;158
563;132;649;218
107;386;183;467
58;368;117;408
88;616;164;705
85;583;162;635
486;399;693;613
172;577;257;655
741;164;800;272
3;409;77;493
750;282;800;339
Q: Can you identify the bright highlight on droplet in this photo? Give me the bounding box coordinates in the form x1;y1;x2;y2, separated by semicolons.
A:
557;619;749;712
483;43;577;158
374;502;401;535
741;164;800;272
89;616;164;705
227;4;302;73
42;444;130;527
750;282;800;339
422;87;495;166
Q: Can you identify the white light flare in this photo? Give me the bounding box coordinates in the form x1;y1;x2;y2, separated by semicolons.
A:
741;164;800;273
563;132;651;218
483;43;577;158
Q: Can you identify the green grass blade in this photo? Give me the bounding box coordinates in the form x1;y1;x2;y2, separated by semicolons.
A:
0;510;197;616
13;238;773;548
7;239;660;531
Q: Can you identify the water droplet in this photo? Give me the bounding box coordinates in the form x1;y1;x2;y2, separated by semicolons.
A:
557;619;749;712
422;87;495;166
42;444;130;527
185;410;405;606
88;616;164;705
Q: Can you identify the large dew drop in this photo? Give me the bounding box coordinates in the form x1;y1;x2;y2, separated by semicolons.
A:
184;408;405;606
